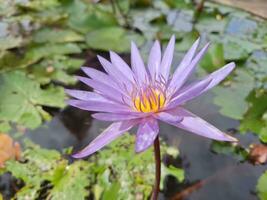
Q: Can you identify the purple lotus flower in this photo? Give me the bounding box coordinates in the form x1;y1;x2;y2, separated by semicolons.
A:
66;36;237;158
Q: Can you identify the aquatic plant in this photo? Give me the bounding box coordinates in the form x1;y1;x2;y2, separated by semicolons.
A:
66;36;237;199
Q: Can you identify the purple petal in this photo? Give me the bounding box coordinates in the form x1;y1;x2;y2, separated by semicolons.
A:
160;35;175;80
92;112;146;121
131;41;148;83
169;38;200;89
170;42;210;95
67;99;130;113
166;78;212;110
154;112;183;123
97;55;132;91
135;118;159;153
76;76;129;103
73;120;139;158
161;107;238;142
147;40;161;80
81;67;118;88
199;62;235;93
110;51;135;82
65;89;110;102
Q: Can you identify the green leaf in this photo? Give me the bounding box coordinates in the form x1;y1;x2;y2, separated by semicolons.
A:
101;182;120;200
0;51;24;72
33;28;84;44
213;69;254;120
175;30;199;51
257;171;267;200
65;1;117;34
27;55;83;85
47;161;91;200
86;27;144;52
94;134;184;199
0;71;65;130
22;43;82;67
210;141;248;161
200;43;225;72
0;36;22;51
224;40;249;61
240;91;267;140
17;0;60;11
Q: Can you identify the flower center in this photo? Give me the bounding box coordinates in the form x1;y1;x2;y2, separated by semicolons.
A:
133;88;166;113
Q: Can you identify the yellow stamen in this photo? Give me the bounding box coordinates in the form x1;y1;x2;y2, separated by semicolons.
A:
134;89;165;113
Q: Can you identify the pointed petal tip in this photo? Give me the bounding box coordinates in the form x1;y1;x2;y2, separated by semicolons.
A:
194;37;201;45
71;150;92;159
226;134;238;142
81;66;89;71
131;41;138;49
109;50;116;58
135;142;152;153
135;146;148;153
228;62;236;69
71;153;84;159
97;55;106;63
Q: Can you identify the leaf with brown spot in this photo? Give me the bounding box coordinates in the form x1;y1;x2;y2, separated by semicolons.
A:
249;144;267;165
0;134;21;167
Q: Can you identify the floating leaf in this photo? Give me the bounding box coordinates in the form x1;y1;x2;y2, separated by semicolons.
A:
210;141;248;161
257;171;267;200
200;43;225;72
249;144;267;165
0;134;21;168
28;55;83;85
65;0;117;34
0;36;23;51
0;71;65;130
213;69;254;120
224;40;249;61
33;28;84;44
240;91;267;140
22;43;82;67
86;27;144;52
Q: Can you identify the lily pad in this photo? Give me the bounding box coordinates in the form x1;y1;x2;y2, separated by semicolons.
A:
257;171;267;200
86;27;144;52
213;69;254;120
33;28;84;44
0;36;23;51
0;71;65;130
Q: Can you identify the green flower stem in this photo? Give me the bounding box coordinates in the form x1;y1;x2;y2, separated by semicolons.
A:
151;136;161;200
